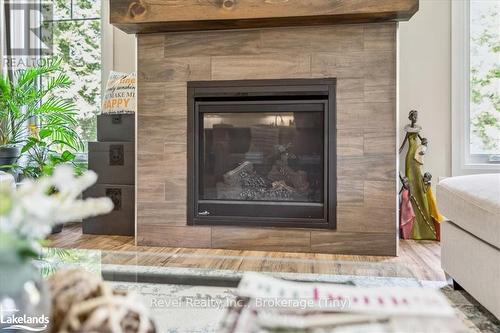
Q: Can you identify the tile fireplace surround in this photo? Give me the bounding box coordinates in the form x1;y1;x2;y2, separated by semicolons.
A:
135;22;397;256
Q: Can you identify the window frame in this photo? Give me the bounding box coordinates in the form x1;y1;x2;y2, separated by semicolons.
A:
101;0;113;97
451;0;500;176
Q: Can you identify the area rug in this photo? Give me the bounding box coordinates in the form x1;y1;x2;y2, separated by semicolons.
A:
107;272;500;333
440;285;500;333
39;251;499;332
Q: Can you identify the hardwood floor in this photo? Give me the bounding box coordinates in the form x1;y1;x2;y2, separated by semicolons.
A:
48;223;446;282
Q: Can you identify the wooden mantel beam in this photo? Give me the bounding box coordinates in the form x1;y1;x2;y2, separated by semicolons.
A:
110;0;419;34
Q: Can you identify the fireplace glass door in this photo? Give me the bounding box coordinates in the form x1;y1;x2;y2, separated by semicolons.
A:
195;100;328;223
188;79;336;228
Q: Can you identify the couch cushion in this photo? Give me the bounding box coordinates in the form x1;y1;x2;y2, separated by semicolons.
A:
437;174;500;249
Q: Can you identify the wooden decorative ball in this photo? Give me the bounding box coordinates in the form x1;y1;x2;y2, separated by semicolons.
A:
49;269;105;332
49;269;156;333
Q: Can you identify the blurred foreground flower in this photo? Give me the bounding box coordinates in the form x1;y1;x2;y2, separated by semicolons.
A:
0;165;113;258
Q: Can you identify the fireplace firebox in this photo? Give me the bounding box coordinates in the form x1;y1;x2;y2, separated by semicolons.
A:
187;79;336;228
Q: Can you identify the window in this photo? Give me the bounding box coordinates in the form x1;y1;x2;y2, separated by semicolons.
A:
42;0;102;151
469;0;499;162
452;0;500;175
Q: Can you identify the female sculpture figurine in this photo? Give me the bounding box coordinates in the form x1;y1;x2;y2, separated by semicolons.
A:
423;172;444;240
399;110;437;240
399;174;415;240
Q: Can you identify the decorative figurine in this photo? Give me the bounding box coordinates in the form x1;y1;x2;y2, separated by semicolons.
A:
399;110;438;240
399;174;415;240
415;137;428;165
423;172;445;241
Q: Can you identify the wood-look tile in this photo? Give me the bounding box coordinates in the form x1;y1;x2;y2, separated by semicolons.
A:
139;114;186;134
163;82;188;103
164;142;186;154
138;202;187;226
138;225;212;247
337;179;364;205
137;181;166;202
364;181;396;208
138;115;169;131
164;176;187;203
138;151;187;172
337;102;363;129
311;231;396;256
163;104;187;117
138;57;211;82
137;34;164;60
137;137;165;155
211;54;311;80
211;227;311;252
260;25;364;53
364;23;396;51
162;116;187;131
338;154;395;180
137;153;166;174
137;82;166;115
364;76;396;103
337;129;364;156
363;51;396;78
336;206;396;233
164;30;261;57
311;52;365;78
364;130;396;155
164;128;187;145
139;117;186;144
336;78;364;103
360;103;396;128
337;102;395;129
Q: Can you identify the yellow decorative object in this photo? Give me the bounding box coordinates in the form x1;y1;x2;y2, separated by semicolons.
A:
426;186;445;223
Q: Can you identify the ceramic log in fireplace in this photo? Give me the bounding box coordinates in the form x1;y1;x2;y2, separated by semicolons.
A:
187;79;336;228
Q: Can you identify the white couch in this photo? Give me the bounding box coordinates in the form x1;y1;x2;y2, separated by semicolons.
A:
437;174;500;319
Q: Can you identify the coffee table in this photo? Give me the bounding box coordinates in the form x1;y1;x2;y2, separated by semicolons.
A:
38;248;466;332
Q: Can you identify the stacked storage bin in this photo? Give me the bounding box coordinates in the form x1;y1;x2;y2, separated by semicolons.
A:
83;114;135;236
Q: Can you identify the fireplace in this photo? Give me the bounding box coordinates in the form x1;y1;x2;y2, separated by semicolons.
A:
132;22;399;255
187;79;336;228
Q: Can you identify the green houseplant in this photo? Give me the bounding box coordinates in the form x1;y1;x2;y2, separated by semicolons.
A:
0;58;83;173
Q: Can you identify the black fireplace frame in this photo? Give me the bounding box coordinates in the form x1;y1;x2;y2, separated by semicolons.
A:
187;79;336;229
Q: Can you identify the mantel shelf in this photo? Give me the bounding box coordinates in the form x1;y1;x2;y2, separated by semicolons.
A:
110;0;419;34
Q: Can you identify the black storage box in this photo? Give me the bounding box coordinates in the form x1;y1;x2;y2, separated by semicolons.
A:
83;184;134;236
88;141;135;185
97;113;135;142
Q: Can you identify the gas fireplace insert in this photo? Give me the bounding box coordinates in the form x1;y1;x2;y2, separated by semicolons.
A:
187;79;336;228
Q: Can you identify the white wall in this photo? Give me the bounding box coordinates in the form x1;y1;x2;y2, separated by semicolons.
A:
399;0;452;183
109;0;453;184
112;28;136;72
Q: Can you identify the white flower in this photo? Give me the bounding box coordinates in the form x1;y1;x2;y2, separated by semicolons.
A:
0;165;114;243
